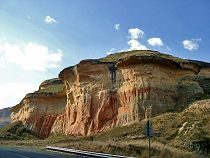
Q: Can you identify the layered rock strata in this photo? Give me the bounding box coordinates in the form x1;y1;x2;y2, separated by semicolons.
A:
55;50;208;135
11;50;210;137
189;60;210;77
11;78;66;138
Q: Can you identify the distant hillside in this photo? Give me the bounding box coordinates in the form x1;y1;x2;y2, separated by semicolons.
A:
0;108;11;128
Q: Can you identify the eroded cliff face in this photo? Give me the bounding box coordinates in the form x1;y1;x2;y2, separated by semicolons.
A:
55;61;117;135
190;60;210;77
11;78;66;138
55;50;208;136
11;50;210;137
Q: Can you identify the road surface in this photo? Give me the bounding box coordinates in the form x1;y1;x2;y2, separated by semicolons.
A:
0;148;83;158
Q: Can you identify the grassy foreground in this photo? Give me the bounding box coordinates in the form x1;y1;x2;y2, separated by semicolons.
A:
0;121;201;157
0;133;195;158
1;99;210;158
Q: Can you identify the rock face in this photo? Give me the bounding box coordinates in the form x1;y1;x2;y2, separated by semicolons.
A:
190;60;210;77
0;108;11;128
11;78;66;138
56;50;208;136
11;50;210;137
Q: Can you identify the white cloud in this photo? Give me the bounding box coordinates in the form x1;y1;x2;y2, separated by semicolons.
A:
147;37;164;46
127;39;147;50
0;42;63;71
114;24;120;30
128;28;144;40
0;83;37;108
106;48;115;55
182;39;201;51
44;16;57;24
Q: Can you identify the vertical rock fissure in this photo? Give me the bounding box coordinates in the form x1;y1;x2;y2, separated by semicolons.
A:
108;63;117;90
108;62;118;126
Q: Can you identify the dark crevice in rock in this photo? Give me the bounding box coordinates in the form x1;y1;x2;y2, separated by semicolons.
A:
108;63;117;90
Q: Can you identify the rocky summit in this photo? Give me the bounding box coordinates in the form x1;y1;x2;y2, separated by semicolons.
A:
10;50;210;138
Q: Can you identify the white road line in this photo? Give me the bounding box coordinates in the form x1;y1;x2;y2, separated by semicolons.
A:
13;153;31;158
45;152;69;158
46;146;134;158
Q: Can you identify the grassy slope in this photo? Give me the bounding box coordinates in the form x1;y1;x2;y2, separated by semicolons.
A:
2;100;210;157
37;84;64;93
46;99;209;157
0;121;35;140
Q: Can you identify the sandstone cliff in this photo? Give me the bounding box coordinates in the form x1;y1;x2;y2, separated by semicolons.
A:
11;78;66;138
190;60;210;76
11;50;210;138
55;50;209;136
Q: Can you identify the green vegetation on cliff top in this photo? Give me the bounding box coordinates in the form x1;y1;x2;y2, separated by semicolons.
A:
99;50;188;63
37;84;64;93
37;77;64;93
11;79;65;113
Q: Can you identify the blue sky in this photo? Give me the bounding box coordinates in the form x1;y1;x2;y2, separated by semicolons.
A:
0;0;210;108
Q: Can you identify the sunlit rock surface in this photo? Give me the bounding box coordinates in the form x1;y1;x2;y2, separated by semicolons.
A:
11;50;210;137
57;50;209;135
11;78;66;138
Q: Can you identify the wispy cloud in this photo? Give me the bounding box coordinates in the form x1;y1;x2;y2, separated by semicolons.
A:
128;28;144;40
0;42;63;71
44;16;57;24
182;39;201;51
147;37;164;46
114;24;120;30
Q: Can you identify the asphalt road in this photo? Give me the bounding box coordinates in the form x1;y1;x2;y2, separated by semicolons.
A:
0;148;84;158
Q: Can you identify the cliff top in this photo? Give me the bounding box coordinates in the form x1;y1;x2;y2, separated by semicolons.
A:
99;50;187;63
38;78;64;94
100;50;210;70
60;50;201;79
189;60;210;68
11;78;65;113
39;78;63;89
